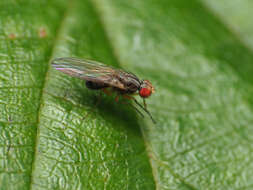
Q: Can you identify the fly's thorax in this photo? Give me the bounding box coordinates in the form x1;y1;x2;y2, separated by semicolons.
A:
139;80;155;98
117;72;141;93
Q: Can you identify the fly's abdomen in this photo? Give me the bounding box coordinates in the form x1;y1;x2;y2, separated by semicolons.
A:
85;81;108;90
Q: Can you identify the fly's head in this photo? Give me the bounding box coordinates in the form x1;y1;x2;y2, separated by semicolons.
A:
139;80;155;98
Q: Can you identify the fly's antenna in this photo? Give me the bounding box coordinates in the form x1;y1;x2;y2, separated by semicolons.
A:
133;98;156;124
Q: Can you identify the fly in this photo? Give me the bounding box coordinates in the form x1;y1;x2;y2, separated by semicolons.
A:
51;57;156;123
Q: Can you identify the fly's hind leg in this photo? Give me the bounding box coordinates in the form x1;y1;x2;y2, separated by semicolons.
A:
95;87;113;106
94;90;103;107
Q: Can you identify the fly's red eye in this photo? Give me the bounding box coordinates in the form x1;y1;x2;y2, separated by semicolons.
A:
139;88;151;98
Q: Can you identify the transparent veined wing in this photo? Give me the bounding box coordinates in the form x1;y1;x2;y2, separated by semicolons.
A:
51;57;126;89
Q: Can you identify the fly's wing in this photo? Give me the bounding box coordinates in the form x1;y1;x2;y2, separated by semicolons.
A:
51;57;126;89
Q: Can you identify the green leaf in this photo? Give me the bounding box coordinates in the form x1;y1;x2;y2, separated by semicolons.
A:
202;0;253;49
1;0;253;189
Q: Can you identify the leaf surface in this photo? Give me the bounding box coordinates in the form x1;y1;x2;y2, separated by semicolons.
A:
1;0;253;190
0;0;68;189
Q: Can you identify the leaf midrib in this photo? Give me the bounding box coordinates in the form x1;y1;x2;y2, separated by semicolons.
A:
28;2;72;189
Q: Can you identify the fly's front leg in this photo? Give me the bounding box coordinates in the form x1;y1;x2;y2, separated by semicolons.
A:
143;98;147;109
115;94;144;118
121;100;144;118
123;95;156;124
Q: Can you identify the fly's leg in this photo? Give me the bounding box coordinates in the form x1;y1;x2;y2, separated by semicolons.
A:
102;92;143;118
102;88;112;96
102;88;122;102
122;101;144;118
115;95;120;102
95;87;113;106
94;90;103;107
143;98;147;109
115;94;144;118
83;88;108;120
123;95;156;124
123;94;135;100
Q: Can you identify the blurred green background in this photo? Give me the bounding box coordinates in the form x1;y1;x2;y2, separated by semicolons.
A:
1;0;253;189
